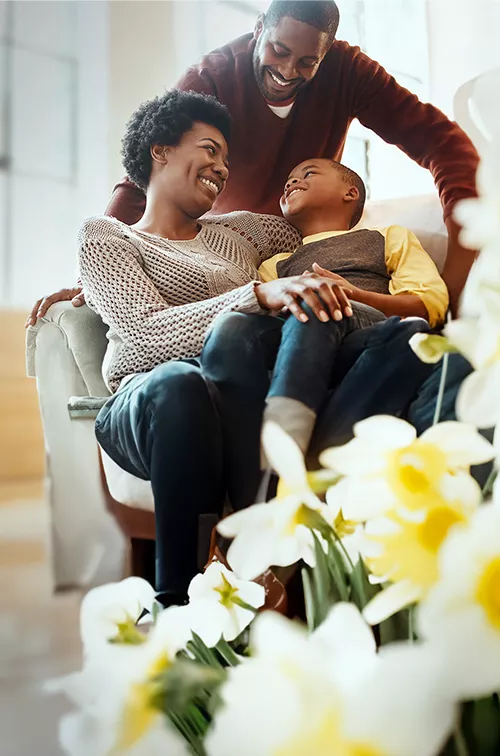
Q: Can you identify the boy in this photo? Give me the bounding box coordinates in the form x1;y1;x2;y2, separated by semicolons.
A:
255;158;448;453
260;158;448;327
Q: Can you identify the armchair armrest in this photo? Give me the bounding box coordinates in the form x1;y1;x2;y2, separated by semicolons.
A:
26;302;111;397
68;395;109;419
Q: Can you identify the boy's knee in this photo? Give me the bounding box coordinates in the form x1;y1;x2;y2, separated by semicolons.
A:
372;316;430;347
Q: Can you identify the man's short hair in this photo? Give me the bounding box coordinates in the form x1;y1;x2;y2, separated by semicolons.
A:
264;1;340;44
331;161;366;228
122;89;231;191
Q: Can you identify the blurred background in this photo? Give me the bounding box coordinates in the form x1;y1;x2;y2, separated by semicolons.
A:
0;1;499;754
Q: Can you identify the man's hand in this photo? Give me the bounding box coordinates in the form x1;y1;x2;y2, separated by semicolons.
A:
255;271;353;323
25;286;85;328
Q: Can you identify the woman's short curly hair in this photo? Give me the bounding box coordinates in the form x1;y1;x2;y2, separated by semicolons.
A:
121;89;232;191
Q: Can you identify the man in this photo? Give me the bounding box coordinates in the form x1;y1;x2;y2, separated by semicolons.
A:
27;0;478;324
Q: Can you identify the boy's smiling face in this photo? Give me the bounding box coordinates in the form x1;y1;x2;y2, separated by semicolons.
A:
280;158;352;219
279;158;364;236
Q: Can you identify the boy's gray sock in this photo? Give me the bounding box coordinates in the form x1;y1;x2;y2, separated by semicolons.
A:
261;396;316;466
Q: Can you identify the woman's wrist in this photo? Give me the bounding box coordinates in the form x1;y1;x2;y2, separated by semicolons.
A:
253;280;269;310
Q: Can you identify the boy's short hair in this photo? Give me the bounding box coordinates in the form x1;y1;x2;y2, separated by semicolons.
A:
331;161;366;228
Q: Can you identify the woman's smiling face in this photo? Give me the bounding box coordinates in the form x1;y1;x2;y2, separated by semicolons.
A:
153;122;230;218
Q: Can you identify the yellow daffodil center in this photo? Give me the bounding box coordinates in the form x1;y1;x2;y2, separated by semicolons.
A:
275;710;383;756
368;503;468;591
334;509;357;539
476;556;500;629
109;613;146;646
417;506;464;552
117;652;170;751
291;503;331;538
274;711;343;756
214;573;239;608
386;442;447;506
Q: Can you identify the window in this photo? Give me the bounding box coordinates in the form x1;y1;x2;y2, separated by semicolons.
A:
0;1;109;307
337;0;433;200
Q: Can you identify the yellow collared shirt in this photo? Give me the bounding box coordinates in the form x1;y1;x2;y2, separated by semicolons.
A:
257;225;449;327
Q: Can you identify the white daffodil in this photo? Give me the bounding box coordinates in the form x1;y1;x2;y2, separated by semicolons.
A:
218;497;331;580
52;603;196;756
408;332;457;364
59;709;189;756
321;416;493;522
443;314;500;429
418;502;500;699
187;561;265;643
206;607;455;756
219;423;332;579
454;143;500;254
361;480;479;625
459;243;500;319
470;68;500;143
80;577;155;656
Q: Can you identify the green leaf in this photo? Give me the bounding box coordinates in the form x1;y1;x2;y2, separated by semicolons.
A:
324;535;349;602
462;696;500;755
311;531;333;625
161;657;226;715
302;567;317;632
214;637;241;667
187;632;223;668
349;558;376;611
378;604;410;645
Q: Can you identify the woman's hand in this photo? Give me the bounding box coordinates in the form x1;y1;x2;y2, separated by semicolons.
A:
25;286;86;327
255;271;353;323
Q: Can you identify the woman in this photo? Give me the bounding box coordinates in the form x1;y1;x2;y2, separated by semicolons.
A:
80;89;356;606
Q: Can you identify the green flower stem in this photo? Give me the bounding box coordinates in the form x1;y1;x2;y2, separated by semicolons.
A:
482;468;498;497
329;529;355;574
215;637;241;667
433;351;449;426
408;605;415;643
453;722;470;756
232;596;259;613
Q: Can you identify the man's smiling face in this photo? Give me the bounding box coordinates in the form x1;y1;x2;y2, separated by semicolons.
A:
252;15;331;103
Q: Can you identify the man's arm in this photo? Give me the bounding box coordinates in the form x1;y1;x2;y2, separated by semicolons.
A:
105;178;146;225
350;50;479;311
442;217;478;316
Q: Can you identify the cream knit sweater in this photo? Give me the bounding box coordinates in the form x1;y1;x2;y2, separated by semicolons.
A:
78;211;300;391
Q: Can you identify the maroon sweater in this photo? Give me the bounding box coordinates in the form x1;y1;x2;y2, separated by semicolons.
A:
106;34;479;224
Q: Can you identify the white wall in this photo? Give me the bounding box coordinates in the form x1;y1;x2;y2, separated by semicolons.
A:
427;0;500;119
107;0;179;187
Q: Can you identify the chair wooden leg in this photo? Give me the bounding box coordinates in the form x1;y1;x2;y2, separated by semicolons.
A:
126;537;156;584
